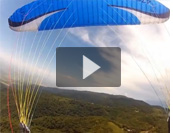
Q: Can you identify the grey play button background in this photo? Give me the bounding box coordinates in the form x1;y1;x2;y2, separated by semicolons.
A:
56;47;121;87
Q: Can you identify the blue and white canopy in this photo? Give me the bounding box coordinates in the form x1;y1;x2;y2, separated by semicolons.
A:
8;0;170;31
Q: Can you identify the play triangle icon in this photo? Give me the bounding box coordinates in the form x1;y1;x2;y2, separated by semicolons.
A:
83;55;101;79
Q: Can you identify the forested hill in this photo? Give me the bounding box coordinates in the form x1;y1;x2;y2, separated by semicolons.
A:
0;84;168;133
42;86;151;111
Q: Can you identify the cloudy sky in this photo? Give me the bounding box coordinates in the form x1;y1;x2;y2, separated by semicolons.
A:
0;0;171;106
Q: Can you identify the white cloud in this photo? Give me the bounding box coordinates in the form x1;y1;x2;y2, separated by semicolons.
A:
68;22;170;106
0;48;56;87
1;25;168;105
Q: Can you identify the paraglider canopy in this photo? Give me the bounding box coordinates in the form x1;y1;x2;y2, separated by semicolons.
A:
8;0;170;31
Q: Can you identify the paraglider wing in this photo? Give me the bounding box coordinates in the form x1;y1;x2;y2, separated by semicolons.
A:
8;0;170;31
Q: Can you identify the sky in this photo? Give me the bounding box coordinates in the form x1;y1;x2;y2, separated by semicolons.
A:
0;0;171;106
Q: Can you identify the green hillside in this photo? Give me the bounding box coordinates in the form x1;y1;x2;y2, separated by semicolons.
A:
0;84;168;133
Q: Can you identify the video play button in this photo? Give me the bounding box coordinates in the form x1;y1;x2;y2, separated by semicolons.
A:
83;55;101;79
56;47;121;87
